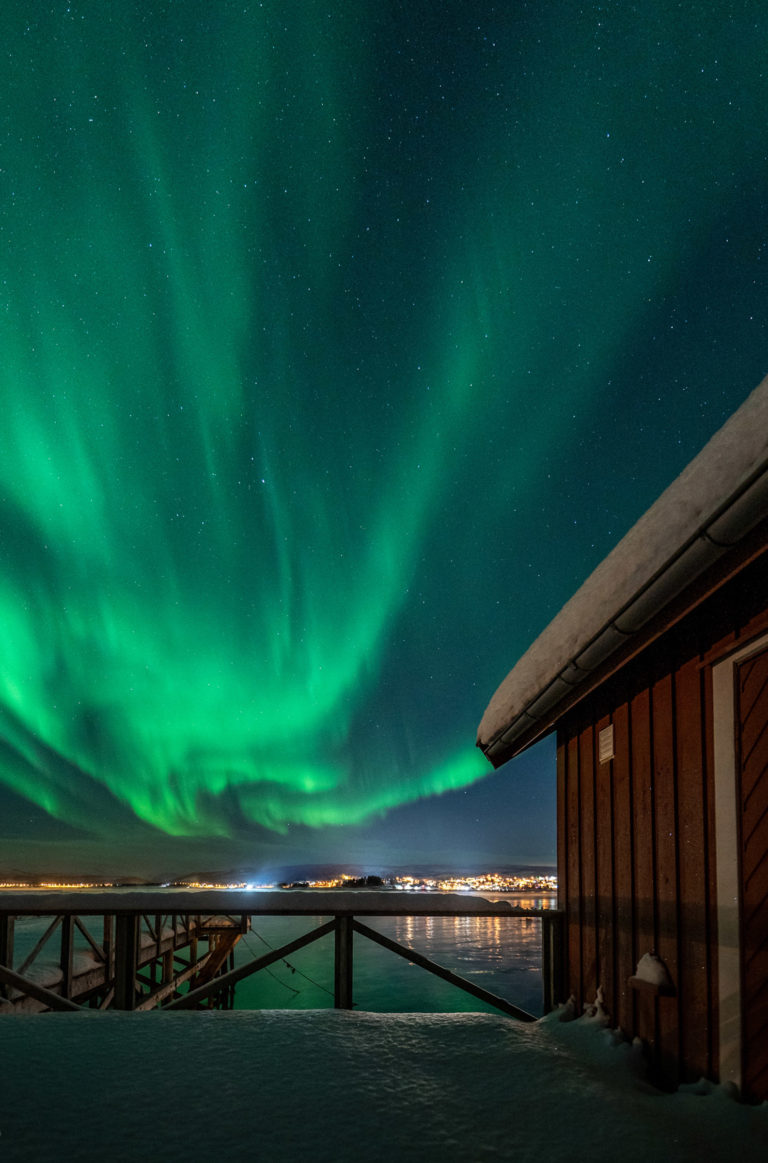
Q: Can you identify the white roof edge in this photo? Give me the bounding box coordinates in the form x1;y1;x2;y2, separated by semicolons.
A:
478;375;768;755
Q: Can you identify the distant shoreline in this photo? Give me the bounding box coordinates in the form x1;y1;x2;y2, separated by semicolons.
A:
0;879;558;888
0;871;559;893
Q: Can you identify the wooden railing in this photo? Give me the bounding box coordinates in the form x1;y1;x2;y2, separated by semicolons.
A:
0;890;564;1018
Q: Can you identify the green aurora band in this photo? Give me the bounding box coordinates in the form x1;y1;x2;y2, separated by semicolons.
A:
0;3;766;858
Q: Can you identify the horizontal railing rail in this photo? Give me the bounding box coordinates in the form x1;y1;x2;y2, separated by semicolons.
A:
0;891;564;1018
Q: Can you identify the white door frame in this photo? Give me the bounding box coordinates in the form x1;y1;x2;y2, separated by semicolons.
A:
712;630;768;1091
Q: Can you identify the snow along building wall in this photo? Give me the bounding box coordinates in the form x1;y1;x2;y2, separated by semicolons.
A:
556;538;768;1098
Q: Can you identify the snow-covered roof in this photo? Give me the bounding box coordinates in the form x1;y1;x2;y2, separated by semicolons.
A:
478;375;768;765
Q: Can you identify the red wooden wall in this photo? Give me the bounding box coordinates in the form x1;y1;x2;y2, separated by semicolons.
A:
557;550;768;1090
736;644;768;1100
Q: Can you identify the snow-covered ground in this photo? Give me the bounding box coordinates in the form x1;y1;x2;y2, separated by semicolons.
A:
0;1006;766;1162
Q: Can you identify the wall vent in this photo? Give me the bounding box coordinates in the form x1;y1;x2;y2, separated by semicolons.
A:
598;724;614;764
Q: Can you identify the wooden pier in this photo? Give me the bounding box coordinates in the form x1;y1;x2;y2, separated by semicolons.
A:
0;907;247;1013
0;891;564;1017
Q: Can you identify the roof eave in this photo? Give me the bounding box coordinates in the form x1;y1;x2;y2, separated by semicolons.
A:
481;513;768;768
478;376;768;767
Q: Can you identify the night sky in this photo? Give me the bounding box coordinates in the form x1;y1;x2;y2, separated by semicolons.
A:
1;2;766;879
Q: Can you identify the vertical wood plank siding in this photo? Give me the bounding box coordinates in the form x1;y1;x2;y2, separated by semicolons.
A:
611;701;634;1036
736;646;768;1101
565;732;582;1006
630;686;656;1054
557;553;768;1089
579;725;597;998
652;673;680;1083
595;712;615;1021
675;650;710;1086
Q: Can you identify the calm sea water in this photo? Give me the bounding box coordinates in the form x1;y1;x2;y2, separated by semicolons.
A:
231;895;556;1017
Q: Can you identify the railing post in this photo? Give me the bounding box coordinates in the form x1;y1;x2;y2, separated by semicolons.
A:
61;915;75;1001
114;914;139;1010
0;916;14;1000
102;915;113;971
541;910;565;1013
334;915;353;1009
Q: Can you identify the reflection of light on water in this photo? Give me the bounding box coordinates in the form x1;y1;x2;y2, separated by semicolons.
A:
11;906;552;1017
231;911;549;1015
476;893;558;911
362;914;545;1015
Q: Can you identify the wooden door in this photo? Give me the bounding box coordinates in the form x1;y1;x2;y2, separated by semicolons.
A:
736;644;768;1101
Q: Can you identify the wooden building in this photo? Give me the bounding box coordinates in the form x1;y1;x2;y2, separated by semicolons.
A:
477;376;768;1100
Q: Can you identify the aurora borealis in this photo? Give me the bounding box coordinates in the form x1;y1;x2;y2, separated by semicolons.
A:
1;2;767;877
